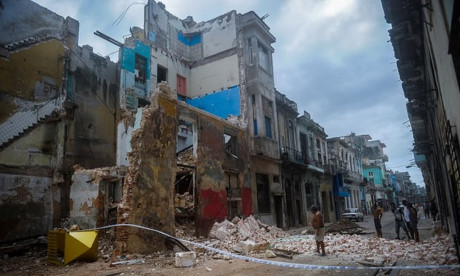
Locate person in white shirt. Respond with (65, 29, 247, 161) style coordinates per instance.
(402, 200, 414, 239)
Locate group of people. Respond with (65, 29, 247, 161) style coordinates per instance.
(390, 200, 420, 241)
(423, 200, 439, 220)
(309, 199, 438, 256)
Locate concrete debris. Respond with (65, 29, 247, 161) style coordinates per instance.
(326, 219, 365, 235)
(206, 216, 288, 255)
(264, 249, 277, 258)
(69, 224, 79, 231)
(174, 251, 196, 267)
(174, 192, 193, 209)
(272, 233, 458, 266)
(110, 258, 145, 266)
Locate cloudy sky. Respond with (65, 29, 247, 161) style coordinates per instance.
(33, 0, 424, 186)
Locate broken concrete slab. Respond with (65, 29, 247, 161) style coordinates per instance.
(174, 251, 196, 267)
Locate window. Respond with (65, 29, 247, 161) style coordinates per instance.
(224, 133, 237, 156)
(177, 74, 186, 96)
(135, 54, 147, 86)
(256, 173, 270, 213)
(258, 43, 269, 71)
(248, 38, 253, 63)
(253, 119, 258, 136)
(265, 116, 272, 138)
(288, 121, 295, 148)
(157, 65, 167, 83)
(368, 171, 374, 184)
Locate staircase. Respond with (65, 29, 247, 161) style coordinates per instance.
(0, 97, 61, 150)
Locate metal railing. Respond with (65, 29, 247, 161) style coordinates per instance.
(280, 147, 307, 165)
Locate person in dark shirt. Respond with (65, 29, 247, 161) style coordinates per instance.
(407, 202, 420, 242)
(371, 203, 383, 238)
(391, 202, 410, 240)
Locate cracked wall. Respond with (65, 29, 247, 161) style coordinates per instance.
(69, 166, 125, 229)
(116, 85, 177, 254)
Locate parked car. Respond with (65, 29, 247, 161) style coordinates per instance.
(342, 208, 364, 221)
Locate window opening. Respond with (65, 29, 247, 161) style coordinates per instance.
(256, 173, 270, 213)
(157, 65, 167, 83)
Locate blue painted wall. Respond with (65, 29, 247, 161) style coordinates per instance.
(178, 32, 201, 46)
(186, 86, 240, 119)
(363, 167, 384, 186)
(120, 40, 151, 77)
(120, 40, 151, 108)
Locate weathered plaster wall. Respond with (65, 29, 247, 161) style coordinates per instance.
(120, 40, 151, 109)
(69, 45, 118, 169)
(250, 158, 279, 226)
(200, 11, 237, 58)
(0, 0, 118, 242)
(117, 85, 177, 253)
(192, 110, 249, 236)
(189, 54, 239, 98)
(150, 47, 191, 96)
(0, 0, 66, 46)
(186, 86, 240, 120)
(0, 122, 61, 167)
(0, 173, 57, 241)
(0, 40, 65, 122)
(116, 108, 142, 166)
(70, 167, 122, 229)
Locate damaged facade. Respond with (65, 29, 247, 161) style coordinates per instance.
(0, 0, 118, 242)
(1, 0, 421, 258)
(381, 0, 460, 257)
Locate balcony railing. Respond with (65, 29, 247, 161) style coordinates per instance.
(280, 147, 307, 166)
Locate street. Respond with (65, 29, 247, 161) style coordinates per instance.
(357, 209, 434, 241)
(2, 210, 458, 276)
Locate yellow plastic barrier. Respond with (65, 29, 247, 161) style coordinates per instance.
(47, 230, 98, 265)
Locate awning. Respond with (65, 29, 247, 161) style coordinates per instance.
(337, 187, 350, 197)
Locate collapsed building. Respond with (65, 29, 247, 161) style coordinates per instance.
(0, 0, 282, 251)
(1, 0, 353, 254)
(0, 0, 118, 242)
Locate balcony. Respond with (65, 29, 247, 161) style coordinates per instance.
(252, 136, 279, 160)
(280, 147, 307, 166)
(342, 170, 363, 184)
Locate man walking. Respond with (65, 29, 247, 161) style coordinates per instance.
(391, 202, 410, 240)
(310, 205, 326, 256)
(402, 200, 414, 239)
(371, 203, 383, 238)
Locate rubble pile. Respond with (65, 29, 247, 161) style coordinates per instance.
(272, 233, 459, 266)
(204, 216, 288, 254)
(175, 220, 196, 240)
(326, 219, 365, 235)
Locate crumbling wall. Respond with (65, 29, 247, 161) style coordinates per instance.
(192, 110, 250, 236)
(68, 44, 119, 169)
(69, 166, 124, 229)
(116, 84, 177, 253)
(0, 171, 58, 241)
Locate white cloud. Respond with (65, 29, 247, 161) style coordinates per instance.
(273, 0, 380, 64)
